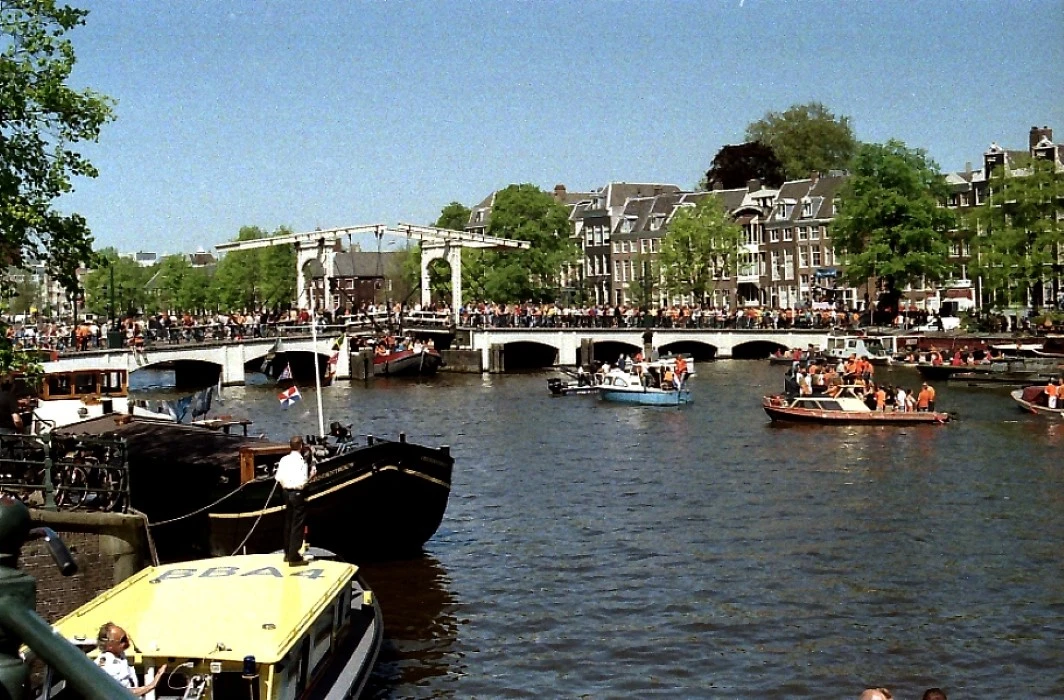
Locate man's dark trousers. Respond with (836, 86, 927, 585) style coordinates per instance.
(283, 488, 307, 562)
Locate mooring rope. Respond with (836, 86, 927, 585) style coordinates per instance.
(230, 478, 280, 556)
(147, 477, 271, 528)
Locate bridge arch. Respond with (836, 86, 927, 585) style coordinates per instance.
(590, 340, 642, 366)
(731, 339, 789, 360)
(657, 340, 718, 362)
(496, 340, 559, 370)
(131, 359, 223, 389)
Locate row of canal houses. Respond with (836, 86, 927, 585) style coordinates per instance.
(465, 125, 1063, 312)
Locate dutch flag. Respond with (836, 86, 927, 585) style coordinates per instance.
(278, 385, 302, 408)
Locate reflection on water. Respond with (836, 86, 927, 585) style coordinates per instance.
(362, 555, 460, 698)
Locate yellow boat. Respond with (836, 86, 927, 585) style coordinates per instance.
(41, 553, 382, 699)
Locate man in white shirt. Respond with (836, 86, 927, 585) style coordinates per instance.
(275, 436, 316, 564)
(96, 622, 166, 696)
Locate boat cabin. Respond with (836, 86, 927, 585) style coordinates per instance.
(826, 336, 890, 362)
(41, 553, 380, 700)
(39, 369, 129, 401)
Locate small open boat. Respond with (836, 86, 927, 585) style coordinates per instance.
(547, 377, 599, 396)
(43, 551, 382, 699)
(373, 346, 443, 376)
(762, 386, 949, 424)
(1011, 385, 1064, 416)
(597, 362, 692, 406)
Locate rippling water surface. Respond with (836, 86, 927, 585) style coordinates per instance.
(146, 362, 1064, 697)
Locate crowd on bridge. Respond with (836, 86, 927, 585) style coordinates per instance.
(457, 302, 904, 331)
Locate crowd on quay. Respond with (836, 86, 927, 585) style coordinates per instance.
(785, 353, 937, 412)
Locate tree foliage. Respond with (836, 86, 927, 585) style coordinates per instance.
(831, 140, 954, 309)
(214, 226, 296, 310)
(475, 184, 576, 302)
(144, 254, 212, 314)
(81, 248, 151, 317)
(435, 201, 470, 231)
(625, 255, 659, 310)
(970, 158, 1064, 309)
(0, 1, 114, 295)
(745, 102, 857, 180)
(704, 142, 785, 190)
(659, 195, 743, 303)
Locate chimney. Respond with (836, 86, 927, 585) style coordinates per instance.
(747, 178, 760, 192)
(553, 184, 567, 202)
(1030, 126, 1053, 151)
(964, 161, 972, 174)
(809, 171, 820, 184)
(712, 181, 724, 191)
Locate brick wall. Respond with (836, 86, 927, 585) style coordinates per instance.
(19, 511, 152, 624)
(22, 531, 116, 624)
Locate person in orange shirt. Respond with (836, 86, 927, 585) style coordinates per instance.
(917, 383, 933, 412)
(875, 385, 887, 411)
(1045, 378, 1059, 409)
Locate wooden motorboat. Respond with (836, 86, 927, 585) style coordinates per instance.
(56, 416, 454, 562)
(373, 346, 443, 376)
(597, 362, 692, 406)
(44, 552, 382, 699)
(1011, 385, 1064, 416)
(917, 359, 1063, 383)
(762, 386, 949, 424)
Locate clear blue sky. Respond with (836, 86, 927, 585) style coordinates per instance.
(60, 0, 1064, 256)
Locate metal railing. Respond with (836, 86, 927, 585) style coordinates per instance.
(0, 434, 129, 513)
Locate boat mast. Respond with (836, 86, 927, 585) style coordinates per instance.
(311, 312, 325, 438)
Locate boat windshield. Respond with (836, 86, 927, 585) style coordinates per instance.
(864, 339, 887, 355)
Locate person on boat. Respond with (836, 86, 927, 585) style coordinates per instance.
(921, 688, 947, 700)
(96, 622, 167, 696)
(895, 386, 908, 412)
(874, 385, 887, 411)
(662, 366, 676, 390)
(859, 688, 893, 700)
(1045, 378, 1059, 410)
(916, 383, 933, 412)
(0, 379, 23, 435)
(674, 355, 688, 386)
(275, 435, 316, 566)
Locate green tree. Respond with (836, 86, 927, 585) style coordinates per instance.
(1, 2, 115, 297)
(214, 226, 296, 310)
(832, 140, 954, 315)
(704, 142, 786, 190)
(659, 195, 743, 303)
(745, 102, 857, 180)
(970, 158, 1064, 310)
(625, 256, 659, 310)
(82, 248, 151, 317)
(435, 202, 470, 231)
(480, 184, 577, 302)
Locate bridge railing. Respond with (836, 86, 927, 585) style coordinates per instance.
(48, 322, 360, 355)
(456, 311, 855, 331)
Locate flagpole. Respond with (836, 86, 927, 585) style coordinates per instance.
(310, 311, 326, 438)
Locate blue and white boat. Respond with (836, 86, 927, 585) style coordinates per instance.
(597, 362, 692, 406)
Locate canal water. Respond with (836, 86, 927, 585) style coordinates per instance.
(136, 362, 1063, 697)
